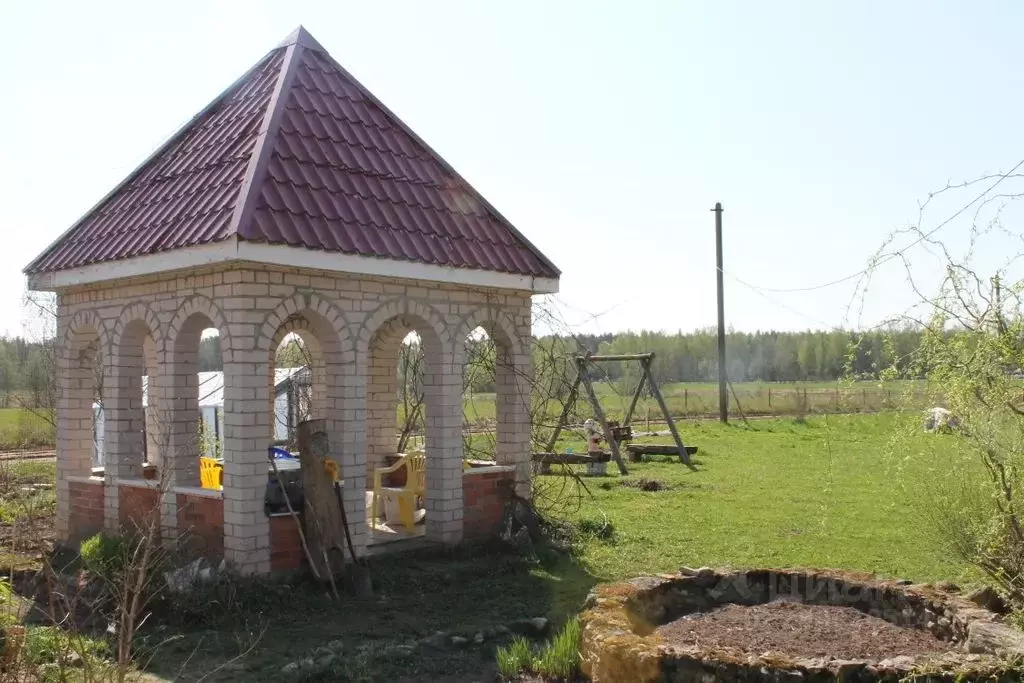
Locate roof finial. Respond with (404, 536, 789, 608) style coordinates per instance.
(276, 25, 326, 52)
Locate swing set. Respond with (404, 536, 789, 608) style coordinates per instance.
(540, 353, 696, 475)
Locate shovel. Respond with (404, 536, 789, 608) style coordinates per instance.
(333, 480, 373, 598)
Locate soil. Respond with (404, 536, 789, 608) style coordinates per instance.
(655, 600, 953, 660)
(0, 508, 55, 569)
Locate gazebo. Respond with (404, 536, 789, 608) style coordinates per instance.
(24, 27, 559, 575)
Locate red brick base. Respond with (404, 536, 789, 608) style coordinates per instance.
(64, 470, 515, 571)
(269, 514, 305, 571)
(176, 493, 224, 561)
(68, 480, 104, 544)
(119, 485, 160, 537)
(463, 470, 514, 540)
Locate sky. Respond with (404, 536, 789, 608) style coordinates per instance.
(2, 1, 1023, 338)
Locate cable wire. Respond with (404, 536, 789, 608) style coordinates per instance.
(727, 158, 1024, 293)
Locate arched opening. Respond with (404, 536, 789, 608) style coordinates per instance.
(267, 311, 341, 451)
(365, 315, 447, 544)
(461, 319, 520, 469)
(64, 327, 103, 474)
(264, 311, 345, 572)
(462, 326, 498, 461)
(168, 314, 223, 487)
(396, 331, 424, 455)
(195, 327, 224, 464)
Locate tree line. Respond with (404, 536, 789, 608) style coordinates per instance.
(556, 327, 924, 385)
(0, 336, 54, 408)
(0, 326, 927, 407)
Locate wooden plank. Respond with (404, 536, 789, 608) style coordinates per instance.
(574, 353, 654, 362)
(625, 444, 699, 456)
(643, 362, 691, 465)
(625, 443, 699, 462)
(579, 359, 629, 475)
(531, 452, 612, 464)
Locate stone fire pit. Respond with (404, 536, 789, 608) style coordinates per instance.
(579, 568, 1024, 682)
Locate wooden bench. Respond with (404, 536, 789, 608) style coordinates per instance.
(625, 444, 699, 463)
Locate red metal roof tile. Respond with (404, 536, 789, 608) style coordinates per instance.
(25, 27, 559, 281)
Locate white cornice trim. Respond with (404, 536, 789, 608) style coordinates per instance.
(26, 241, 560, 294)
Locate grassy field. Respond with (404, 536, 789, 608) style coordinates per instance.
(0, 379, 928, 452)
(462, 379, 930, 429)
(0, 407, 54, 451)
(2, 412, 979, 680)
(546, 413, 968, 583)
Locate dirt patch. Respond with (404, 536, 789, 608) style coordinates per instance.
(600, 477, 692, 492)
(0, 461, 57, 571)
(0, 513, 54, 563)
(655, 600, 952, 660)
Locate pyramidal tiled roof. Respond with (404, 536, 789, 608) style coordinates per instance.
(25, 27, 559, 281)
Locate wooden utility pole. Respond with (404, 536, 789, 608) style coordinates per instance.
(713, 202, 728, 423)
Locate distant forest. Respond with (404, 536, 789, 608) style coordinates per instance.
(0, 327, 924, 407)
(567, 327, 924, 384)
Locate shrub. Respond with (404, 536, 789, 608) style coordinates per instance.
(23, 625, 108, 666)
(575, 517, 615, 542)
(495, 617, 582, 681)
(0, 577, 18, 627)
(80, 532, 125, 579)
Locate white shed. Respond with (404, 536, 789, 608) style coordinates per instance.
(92, 367, 308, 467)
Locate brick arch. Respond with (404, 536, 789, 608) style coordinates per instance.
(256, 291, 352, 357)
(357, 297, 451, 354)
(453, 305, 522, 362)
(167, 295, 232, 362)
(62, 309, 111, 361)
(111, 302, 164, 358)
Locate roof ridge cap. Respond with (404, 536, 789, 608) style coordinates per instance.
(276, 26, 327, 53)
(227, 39, 306, 241)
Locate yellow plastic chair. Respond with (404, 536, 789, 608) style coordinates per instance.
(199, 457, 223, 490)
(372, 453, 426, 533)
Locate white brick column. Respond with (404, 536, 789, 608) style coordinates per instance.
(424, 346, 463, 544)
(495, 311, 534, 497)
(338, 358, 367, 555)
(222, 350, 272, 574)
(365, 332, 400, 479)
(158, 353, 199, 541)
(160, 309, 210, 542)
(56, 318, 99, 541)
(103, 353, 146, 531)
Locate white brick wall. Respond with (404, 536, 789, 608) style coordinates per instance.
(54, 263, 534, 574)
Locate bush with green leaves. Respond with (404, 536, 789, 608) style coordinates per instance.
(869, 188, 1024, 607)
(0, 577, 18, 627)
(80, 532, 126, 579)
(23, 625, 108, 667)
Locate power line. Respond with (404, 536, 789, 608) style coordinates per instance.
(727, 158, 1024, 294)
(722, 271, 834, 328)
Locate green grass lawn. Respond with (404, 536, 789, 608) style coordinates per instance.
(554, 413, 969, 584)
(0, 408, 54, 450)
